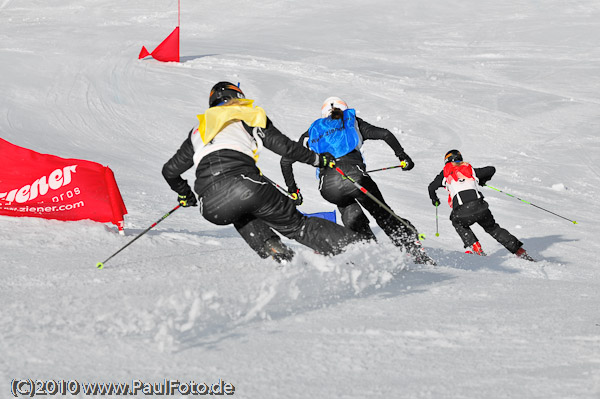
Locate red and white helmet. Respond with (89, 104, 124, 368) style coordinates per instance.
(321, 96, 348, 118)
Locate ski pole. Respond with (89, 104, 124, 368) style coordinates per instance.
(260, 173, 295, 199)
(333, 166, 425, 240)
(435, 204, 439, 237)
(484, 184, 577, 224)
(96, 204, 181, 269)
(366, 162, 407, 174)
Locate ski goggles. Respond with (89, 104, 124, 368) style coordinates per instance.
(444, 152, 463, 164)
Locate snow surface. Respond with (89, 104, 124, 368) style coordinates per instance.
(1, 0, 600, 397)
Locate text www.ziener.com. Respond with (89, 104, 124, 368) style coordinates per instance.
(1, 200, 85, 214)
(10, 378, 235, 397)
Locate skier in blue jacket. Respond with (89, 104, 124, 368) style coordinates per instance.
(281, 97, 434, 265)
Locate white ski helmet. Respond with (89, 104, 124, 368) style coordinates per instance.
(321, 96, 348, 118)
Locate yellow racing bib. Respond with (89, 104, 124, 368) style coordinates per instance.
(197, 99, 267, 144)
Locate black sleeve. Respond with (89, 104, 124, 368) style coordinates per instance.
(280, 131, 309, 190)
(474, 166, 496, 186)
(428, 171, 444, 202)
(356, 117, 405, 157)
(161, 129, 196, 196)
(257, 118, 316, 165)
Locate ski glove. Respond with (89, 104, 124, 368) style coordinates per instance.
(431, 198, 440, 207)
(397, 152, 415, 171)
(178, 193, 198, 207)
(288, 185, 303, 206)
(314, 152, 336, 169)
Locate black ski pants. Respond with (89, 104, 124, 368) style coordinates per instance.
(199, 172, 362, 256)
(450, 199, 522, 253)
(319, 165, 418, 250)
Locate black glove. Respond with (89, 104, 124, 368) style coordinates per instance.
(178, 192, 198, 207)
(431, 198, 440, 207)
(314, 152, 336, 168)
(288, 185, 303, 206)
(398, 152, 414, 171)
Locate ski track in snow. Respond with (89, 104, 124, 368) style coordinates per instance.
(0, 222, 418, 373)
(0, 215, 579, 355)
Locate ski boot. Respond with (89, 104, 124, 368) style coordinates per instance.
(515, 247, 535, 262)
(414, 251, 437, 266)
(409, 241, 437, 266)
(264, 237, 295, 264)
(465, 241, 486, 256)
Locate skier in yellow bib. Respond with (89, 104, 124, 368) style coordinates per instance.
(162, 82, 363, 262)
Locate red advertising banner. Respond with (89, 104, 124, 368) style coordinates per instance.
(0, 138, 127, 230)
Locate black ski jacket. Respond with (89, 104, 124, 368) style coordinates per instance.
(163, 117, 319, 196)
(280, 117, 406, 190)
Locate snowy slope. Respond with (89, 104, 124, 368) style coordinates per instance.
(1, 0, 599, 397)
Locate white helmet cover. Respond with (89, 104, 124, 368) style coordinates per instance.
(321, 96, 348, 118)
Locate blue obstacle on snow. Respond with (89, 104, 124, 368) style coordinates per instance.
(300, 210, 336, 223)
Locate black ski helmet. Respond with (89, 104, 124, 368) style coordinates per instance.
(444, 149, 463, 164)
(209, 81, 245, 107)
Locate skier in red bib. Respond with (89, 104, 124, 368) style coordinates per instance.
(428, 149, 534, 261)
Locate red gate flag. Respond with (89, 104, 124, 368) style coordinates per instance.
(139, 26, 180, 62)
(0, 138, 127, 230)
